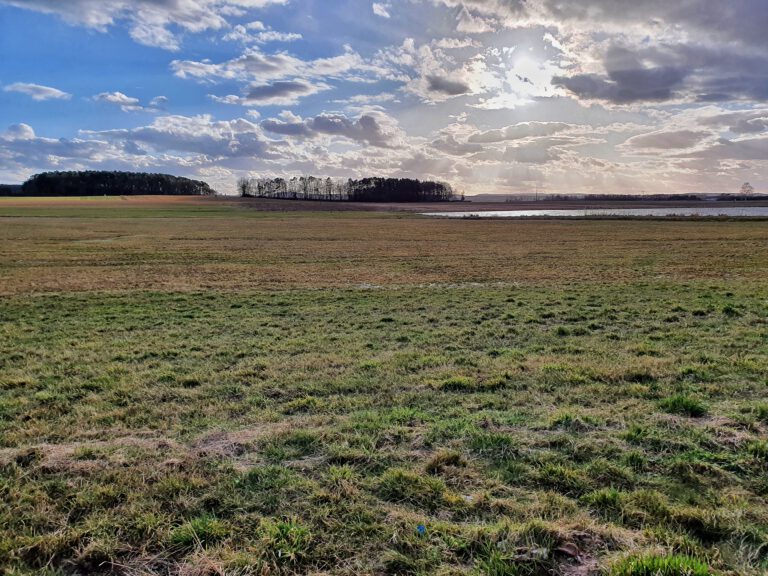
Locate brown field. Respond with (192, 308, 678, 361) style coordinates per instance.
(3, 194, 767, 213)
(1, 201, 767, 295)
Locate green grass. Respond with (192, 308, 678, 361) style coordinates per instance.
(659, 394, 709, 417)
(610, 553, 711, 575)
(0, 211, 767, 574)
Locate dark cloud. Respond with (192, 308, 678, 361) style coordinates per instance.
(245, 81, 320, 104)
(699, 110, 768, 134)
(539, 0, 768, 48)
(261, 113, 402, 148)
(430, 133, 484, 155)
(260, 118, 314, 136)
(554, 45, 687, 103)
(554, 43, 768, 104)
(426, 75, 472, 96)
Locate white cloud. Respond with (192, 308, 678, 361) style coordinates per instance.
(0, 0, 291, 50)
(149, 95, 168, 108)
(172, 45, 389, 85)
(372, 3, 390, 18)
(94, 91, 140, 109)
(94, 91, 166, 113)
(222, 22, 301, 44)
(3, 82, 71, 101)
(82, 114, 277, 159)
(3, 123, 36, 140)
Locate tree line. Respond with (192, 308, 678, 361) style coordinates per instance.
(238, 176, 458, 202)
(16, 171, 216, 196)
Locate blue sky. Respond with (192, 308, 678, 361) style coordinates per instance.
(1, 0, 766, 195)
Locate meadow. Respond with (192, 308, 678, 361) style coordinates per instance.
(1, 197, 767, 575)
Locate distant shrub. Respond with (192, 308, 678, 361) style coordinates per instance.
(721, 304, 740, 317)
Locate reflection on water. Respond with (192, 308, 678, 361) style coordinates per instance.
(423, 207, 768, 218)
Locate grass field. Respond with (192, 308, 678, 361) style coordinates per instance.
(1, 198, 767, 575)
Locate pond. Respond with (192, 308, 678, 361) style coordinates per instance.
(422, 207, 768, 218)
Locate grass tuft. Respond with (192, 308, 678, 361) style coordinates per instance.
(610, 553, 710, 575)
(170, 516, 229, 549)
(659, 394, 708, 417)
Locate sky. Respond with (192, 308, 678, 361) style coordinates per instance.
(0, 1, 766, 195)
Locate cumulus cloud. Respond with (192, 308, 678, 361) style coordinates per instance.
(374, 38, 497, 102)
(3, 123, 37, 140)
(430, 1, 768, 106)
(0, 123, 123, 170)
(0, 0, 290, 50)
(3, 82, 71, 101)
(171, 45, 388, 85)
(94, 91, 141, 110)
(83, 114, 276, 159)
(149, 96, 168, 108)
(94, 91, 167, 112)
(261, 111, 405, 148)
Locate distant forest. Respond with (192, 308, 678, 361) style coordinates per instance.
(238, 176, 458, 202)
(12, 171, 216, 196)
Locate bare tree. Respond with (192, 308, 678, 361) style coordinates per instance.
(236, 176, 455, 202)
(741, 182, 754, 197)
(237, 177, 251, 197)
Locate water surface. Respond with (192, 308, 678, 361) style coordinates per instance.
(423, 207, 768, 218)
